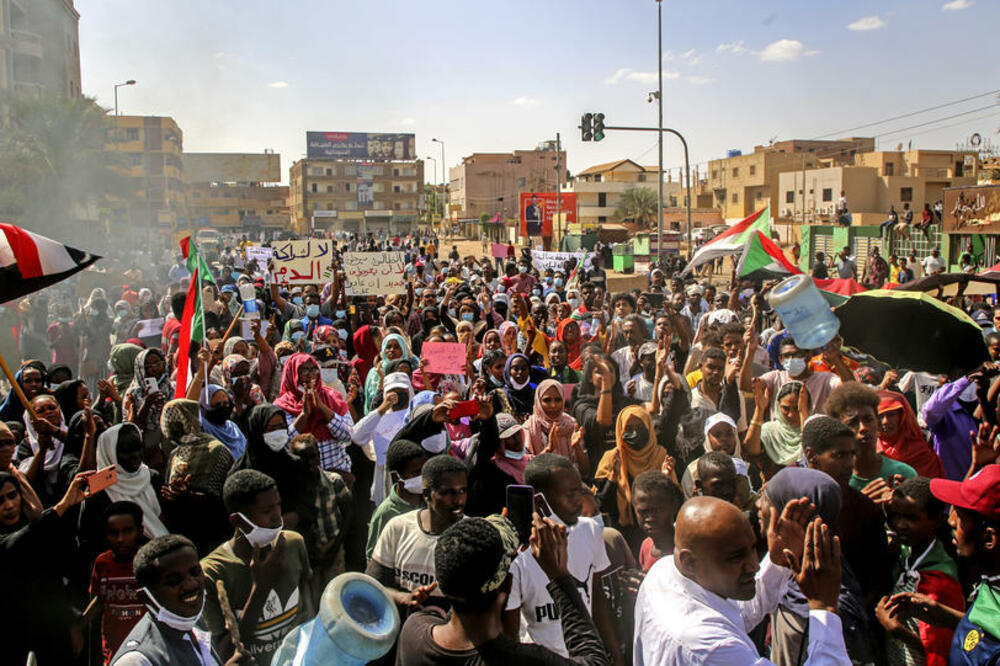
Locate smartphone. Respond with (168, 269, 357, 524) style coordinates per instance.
(448, 400, 480, 420)
(534, 492, 554, 519)
(144, 378, 159, 394)
(506, 485, 535, 545)
(82, 465, 118, 497)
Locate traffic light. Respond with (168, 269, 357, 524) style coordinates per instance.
(594, 113, 605, 141)
(581, 113, 593, 141)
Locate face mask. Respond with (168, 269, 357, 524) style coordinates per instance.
(554, 278, 564, 288)
(504, 448, 525, 460)
(489, 375, 504, 388)
(89, 307, 99, 316)
(401, 475, 424, 494)
(319, 368, 338, 385)
(518, 266, 527, 274)
(140, 586, 205, 633)
(262, 430, 287, 451)
(206, 404, 232, 425)
(497, 285, 506, 293)
(338, 348, 348, 359)
(292, 296, 304, 306)
(622, 426, 649, 450)
(291, 331, 305, 342)
(447, 308, 457, 318)
(461, 312, 475, 322)
(306, 304, 320, 319)
(237, 512, 283, 548)
(335, 310, 347, 319)
(545, 278, 553, 285)
(278, 355, 291, 367)
(568, 298, 580, 309)
(337, 328, 348, 340)
(509, 377, 530, 390)
(783, 357, 807, 377)
(421, 432, 448, 454)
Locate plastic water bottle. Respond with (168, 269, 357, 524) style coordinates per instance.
(239, 283, 259, 320)
(766, 274, 841, 350)
(270, 573, 399, 665)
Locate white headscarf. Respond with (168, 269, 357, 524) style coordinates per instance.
(96, 423, 168, 538)
(20, 402, 66, 484)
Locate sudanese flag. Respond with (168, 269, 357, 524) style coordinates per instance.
(0, 223, 100, 303)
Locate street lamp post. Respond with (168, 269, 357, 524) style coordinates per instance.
(114, 79, 136, 116)
(425, 156, 437, 227)
(432, 138, 446, 230)
(656, 0, 665, 268)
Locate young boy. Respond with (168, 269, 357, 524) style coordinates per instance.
(86, 501, 145, 665)
(877, 477, 964, 666)
(631, 470, 684, 572)
(366, 439, 427, 560)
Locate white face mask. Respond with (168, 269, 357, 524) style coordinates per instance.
(509, 377, 530, 390)
(503, 448, 525, 460)
(421, 432, 448, 454)
(236, 512, 283, 548)
(401, 475, 424, 494)
(262, 430, 287, 452)
(141, 586, 205, 632)
(783, 357, 807, 377)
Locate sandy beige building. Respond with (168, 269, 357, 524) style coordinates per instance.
(185, 153, 289, 233)
(561, 159, 682, 229)
(0, 0, 81, 102)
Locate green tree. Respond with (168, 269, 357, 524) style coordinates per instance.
(0, 93, 127, 244)
(614, 186, 658, 229)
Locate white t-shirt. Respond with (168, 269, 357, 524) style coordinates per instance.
(505, 515, 610, 656)
(923, 255, 945, 275)
(371, 510, 444, 596)
(898, 371, 940, 427)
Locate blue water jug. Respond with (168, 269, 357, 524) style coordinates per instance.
(271, 572, 399, 665)
(766, 274, 841, 350)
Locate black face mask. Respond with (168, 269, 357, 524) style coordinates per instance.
(622, 426, 649, 450)
(206, 404, 233, 425)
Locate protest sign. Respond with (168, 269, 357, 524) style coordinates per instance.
(243, 245, 273, 275)
(421, 341, 467, 375)
(491, 243, 513, 259)
(136, 317, 164, 348)
(240, 318, 270, 341)
(270, 240, 333, 284)
(343, 251, 406, 295)
(530, 250, 584, 274)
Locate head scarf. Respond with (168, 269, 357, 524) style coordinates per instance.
(876, 390, 945, 478)
(761, 381, 804, 466)
(126, 348, 171, 431)
(222, 336, 247, 358)
(273, 353, 349, 441)
(379, 333, 416, 372)
(159, 398, 208, 443)
(595, 405, 667, 527)
(52, 379, 86, 423)
(0, 360, 46, 422)
(493, 421, 531, 484)
(556, 318, 583, 370)
(498, 321, 519, 352)
(351, 325, 379, 379)
(96, 423, 168, 538)
(20, 396, 66, 483)
(503, 353, 536, 417)
(242, 403, 314, 510)
(64, 410, 92, 458)
(525, 379, 576, 457)
(702, 412, 743, 458)
(199, 384, 247, 461)
(109, 343, 142, 395)
(764, 467, 842, 527)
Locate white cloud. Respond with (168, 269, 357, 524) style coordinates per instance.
(664, 49, 703, 65)
(398, 117, 416, 125)
(625, 71, 660, 84)
(267, 81, 288, 89)
(511, 96, 539, 106)
(604, 68, 677, 85)
(604, 67, 631, 85)
(759, 39, 816, 62)
(717, 41, 748, 54)
(847, 15, 886, 30)
(687, 76, 713, 86)
(942, 0, 974, 10)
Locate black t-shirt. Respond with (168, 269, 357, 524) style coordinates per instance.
(811, 261, 829, 279)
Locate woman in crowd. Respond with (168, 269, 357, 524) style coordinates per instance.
(876, 389, 945, 478)
(744, 379, 807, 476)
(573, 353, 640, 475)
(523, 378, 587, 473)
(493, 352, 540, 422)
(105, 342, 142, 422)
(17, 393, 81, 506)
(0, 360, 47, 422)
(680, 412, 755, 508)
(123, 347, 172, 457)
(199, 384, 248, 463)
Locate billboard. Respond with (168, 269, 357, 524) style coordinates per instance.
(184, 153, 281, 183)
(307, 132, 416, 160)
(943, 185, 1000, 234)
(519, 192, 577, 237)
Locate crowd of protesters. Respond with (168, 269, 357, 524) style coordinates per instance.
(1, 229, 999, 666)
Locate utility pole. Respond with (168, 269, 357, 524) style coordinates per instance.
(556, 132, 562, 248)
(656, 0, 665, 267)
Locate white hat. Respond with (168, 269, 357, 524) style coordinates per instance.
(383, 372, 412, 394)
(707, 309, 739, 326)
(686, 284, 703, 296)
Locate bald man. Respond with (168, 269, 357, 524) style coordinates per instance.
(633, 496, 849, 665)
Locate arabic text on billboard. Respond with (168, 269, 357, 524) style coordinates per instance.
(307, 132, 416, 160)
(943, 185, 1000, 234)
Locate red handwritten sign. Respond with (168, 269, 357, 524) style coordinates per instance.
(421, 342, 468, 375)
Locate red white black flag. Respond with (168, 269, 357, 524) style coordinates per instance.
(0, 223, 100, 302)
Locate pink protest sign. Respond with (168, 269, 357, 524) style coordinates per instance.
(422, 342, 467, 375)
(491, 243, 513, 259)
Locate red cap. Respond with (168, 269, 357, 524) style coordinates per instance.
(930, 465, 1000, 520)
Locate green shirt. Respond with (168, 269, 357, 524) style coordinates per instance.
(849, 455, 916, 491)
(366, 485, 420, 560)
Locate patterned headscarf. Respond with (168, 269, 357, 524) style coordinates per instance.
(159, 398, 210, 446)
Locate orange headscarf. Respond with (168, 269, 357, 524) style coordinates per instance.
(594, 405, 666, 526)
(556, 318, 583, 370)
(876, 390, 944, 478)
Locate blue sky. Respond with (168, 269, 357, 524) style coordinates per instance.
(78, 0, 998, 185)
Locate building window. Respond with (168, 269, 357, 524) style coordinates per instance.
(598, 216, 607, 223)
(885, 163, 894, 176)
(749, 165, 756, 176)
(393, 185, 402, 193)
(345, 183, 352, 192)
(732, 167, 739, 177)
(343, 165, 357, 176)
(310, 183, 317, 193)
(326, 186, 333, 193)
(598, 192, 607, 207)
(822, 188, 833, 202)
(327, 203, 334, 210)
(731, 193, 739, 203)
(900, 187, 913, 202)
(518, 177, 526, 188)
(711, 170, 718, 180)
(638, 175, 646, 182)
(393, 168, 400, 177)
(125, 128, 139, 141)
(325, 168, 333, 176)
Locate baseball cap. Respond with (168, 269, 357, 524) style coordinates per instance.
(638, 341, 658, 359)
(496, 413, 524, 439)
(930, 464, 1000, 520)
(686, 284, 703, 296)
(383, 372, 412, 394)
(973, 310, 992, 328)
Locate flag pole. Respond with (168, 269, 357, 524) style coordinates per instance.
(0, 352, 37, 419)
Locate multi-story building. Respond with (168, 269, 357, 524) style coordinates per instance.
(105, 115, 187, 234)
(561, 159, 682, 229)
(448, 142, 566, 226)
(698, 137, 876, 220)
(289, 158, 423, 235)
(185, 152, 290, 234)
(777, 148, 980, 226)
(0, 0, 81, 102)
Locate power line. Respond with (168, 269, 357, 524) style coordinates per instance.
(810, 89, 1000, 139)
